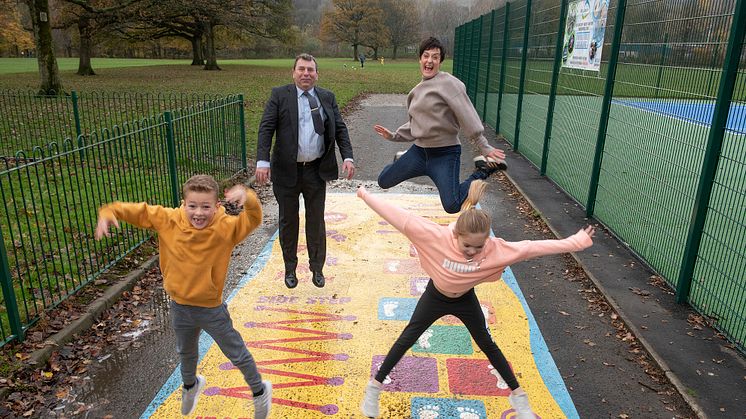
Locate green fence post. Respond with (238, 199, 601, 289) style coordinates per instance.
(238, 95, 248, 172)
(586, 0, 628, 217)
(0, 229, 24, 343)
(71, 90, 82, 138)
(512, 0, 533, 151)
(475, 15, 483, 106)
(164, 111, 180, 208)
(456, 26, 463, 78)
(676, 0, 746, 303)
(482, 10, 497, 120)
(654, 33, 668, 99)
(540, 0, 569, 175)
(453, 27, 459, 78)
(496, 2, 511, 132)
(461, 21, 474, 99)
(71, 90, 87, 162)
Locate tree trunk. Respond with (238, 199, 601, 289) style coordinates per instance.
(353, 44, 359, 60)
(26, 0, 63, 94)
(392, 45, 398, 60)
(372, 47, 379, 60)
(76, 15, 96, 76)
(202, 20, 220, 71)
(190, 33, 204, 66)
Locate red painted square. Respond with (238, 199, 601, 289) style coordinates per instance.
(446, 358, 512, 396)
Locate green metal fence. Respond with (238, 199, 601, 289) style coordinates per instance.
(455, 0, 746, 354)
(0, 90, 226, 156)
(0, 94, 247, 346)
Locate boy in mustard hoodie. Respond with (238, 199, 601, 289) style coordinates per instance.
(95, 174, 272, 418)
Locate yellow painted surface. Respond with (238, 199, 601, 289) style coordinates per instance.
(147, 193, 569, 418)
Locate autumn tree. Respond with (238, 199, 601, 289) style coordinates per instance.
(320, 0, 388, 60)
(54, 0, 144, 75)
(22, 0, 64, 94)
(115, 2, 207, 66)
(123, 0, 294, 70)
(419, 0, 469, 53)
(380, 0, 419, 59)
(0, 1, 34, 56)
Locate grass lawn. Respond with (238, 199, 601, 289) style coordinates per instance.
(0, 57, 193, 74)
(0, 57, 435, 155)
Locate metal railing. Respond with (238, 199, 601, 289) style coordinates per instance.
(0, 90, 226, 156)
(0, 94, 247, 346)
(454, 0, 746, 354)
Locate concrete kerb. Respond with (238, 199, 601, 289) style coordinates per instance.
(500, 170, 709, 419)
(0, 255, 160, 401)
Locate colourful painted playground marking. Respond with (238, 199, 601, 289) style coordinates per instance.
(141, 193, 578, 418)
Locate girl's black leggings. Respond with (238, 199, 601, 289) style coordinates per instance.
(375, 279, 519, 390)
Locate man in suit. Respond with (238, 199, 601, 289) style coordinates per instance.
(256, 53, 355, 289)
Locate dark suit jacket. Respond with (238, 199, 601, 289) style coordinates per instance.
(256, 84, 354, 187)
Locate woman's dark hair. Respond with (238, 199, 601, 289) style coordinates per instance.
(419, 37, 445, 62)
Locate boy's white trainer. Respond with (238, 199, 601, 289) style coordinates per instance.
(181, 375, 206, 416)
(253, 380, 272, 419)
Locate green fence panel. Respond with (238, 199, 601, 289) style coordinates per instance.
(454, 26, 462, 79)
(516, 0, 562, 168)
(0, 95, 246, 346)
(0, 123, 165, 339)
(463, 21, 473, 100)
(593, 0, 737, 289)
(543, 0, 612, 204)
(0, 91, 227, 157)
(453, 0, 746, 356)
(485, 6, 508, 129)
(476, 13, 492, 120)
(687, 1, 746, 353)
(0, 91, 75, 156)
(468, 20, 481, 101)
(500, 0, 528, 147)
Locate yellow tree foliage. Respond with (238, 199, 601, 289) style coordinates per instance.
(0, 3, 34, 52)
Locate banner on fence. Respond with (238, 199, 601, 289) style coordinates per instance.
(562, 0, 608, 71)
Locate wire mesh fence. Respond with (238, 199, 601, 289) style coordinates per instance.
(0, 90, 226, 157)
(454, 0, 745, 353)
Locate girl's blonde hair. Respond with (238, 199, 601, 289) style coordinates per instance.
(455, 180, 491, 235)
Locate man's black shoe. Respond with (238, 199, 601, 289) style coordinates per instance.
(284, 271, 298, 288)
(311, 271, 325, 288)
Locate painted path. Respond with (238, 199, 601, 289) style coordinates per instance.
(141, 193, 578, 419)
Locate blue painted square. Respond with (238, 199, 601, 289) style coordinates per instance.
(411, 397, 487, 419)
(378, 298, 418, 321)
(412, 325, 473, 355)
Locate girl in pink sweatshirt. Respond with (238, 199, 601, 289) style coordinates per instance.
(357, 182, 595, 419)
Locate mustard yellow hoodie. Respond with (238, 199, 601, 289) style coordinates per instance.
(98, 189, 262, 307)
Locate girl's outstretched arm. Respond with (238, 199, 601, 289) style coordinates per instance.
(357, 186, 416, 233)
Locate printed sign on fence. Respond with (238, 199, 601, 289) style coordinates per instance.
(562, 0, 608, 71)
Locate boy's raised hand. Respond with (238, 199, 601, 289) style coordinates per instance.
(95, 217, 120, 240)
(224, 184, 248, 206)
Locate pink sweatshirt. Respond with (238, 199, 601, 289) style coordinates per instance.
(359, 189, 593, 295)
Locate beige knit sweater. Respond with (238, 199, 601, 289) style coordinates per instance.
(391, 71, 495, 155)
